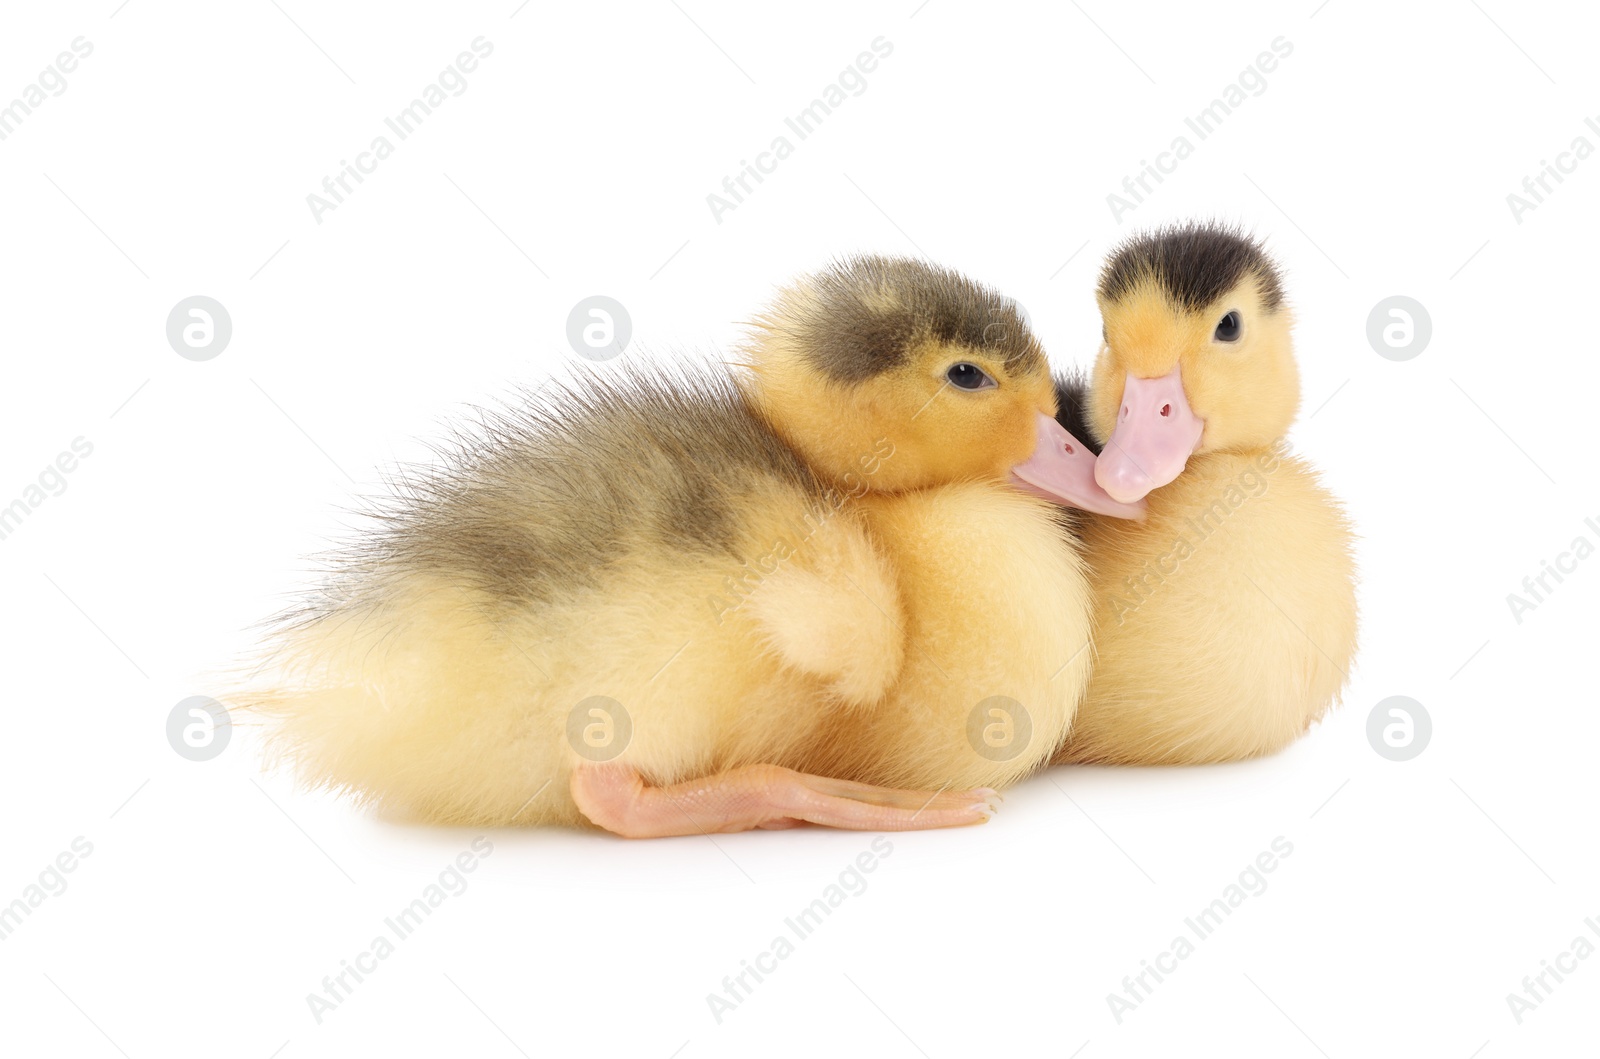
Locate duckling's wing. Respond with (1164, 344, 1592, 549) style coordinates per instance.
(740, 510, 905, 707)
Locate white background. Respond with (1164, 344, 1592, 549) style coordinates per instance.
(1, 1, 1596, 1056)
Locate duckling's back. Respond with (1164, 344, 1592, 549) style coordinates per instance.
(319, 368, 819, 614)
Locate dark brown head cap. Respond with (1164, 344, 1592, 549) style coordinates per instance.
(1098, 223, 1285, 313)
(764, 255, 1044, 383)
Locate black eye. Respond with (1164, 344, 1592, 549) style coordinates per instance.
(946, 363, 995, 390)
(1214, 311, 1242, 342)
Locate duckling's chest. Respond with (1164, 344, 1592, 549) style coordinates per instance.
(858, 483, 1092, 675)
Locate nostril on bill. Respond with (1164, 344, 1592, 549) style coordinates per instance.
(1160, 403, 1171, 418)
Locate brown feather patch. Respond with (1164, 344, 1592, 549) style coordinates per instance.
(765, 255, 1044, 383)
(1098, 222, 1284, 314)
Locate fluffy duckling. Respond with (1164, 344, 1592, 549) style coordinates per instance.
(1053, 224, 1358, 765)
(740, 260, 1139, 795)
(240, 256, 1132, 836)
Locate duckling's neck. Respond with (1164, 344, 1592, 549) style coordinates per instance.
(741, 375, 882, 490)
(1155, 440, 1296, 504)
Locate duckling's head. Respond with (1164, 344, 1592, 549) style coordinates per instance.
(745, 256, 1141, 517)
(1087, 223, 1299, 504)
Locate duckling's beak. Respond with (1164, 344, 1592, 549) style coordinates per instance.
(1095, 366, 1204, 504)
(1011, 413, 1146, 519)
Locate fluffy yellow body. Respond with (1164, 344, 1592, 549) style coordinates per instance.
(1059, 449, 1356, 764)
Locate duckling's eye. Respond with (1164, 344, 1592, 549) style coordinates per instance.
(1213, 311, 1242, 342)
(946, 363, 996, 391)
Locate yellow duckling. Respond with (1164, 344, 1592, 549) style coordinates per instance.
(239, 256, 1134, 836)
(1053, 224, 1358, 765)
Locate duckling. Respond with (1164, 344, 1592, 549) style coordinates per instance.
(1052, 224, 1358, 765)
(238, 256, 1134, 836)
(740, 259, 1140, 796)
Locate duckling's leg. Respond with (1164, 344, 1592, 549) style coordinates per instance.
(570, 762, 996, 837)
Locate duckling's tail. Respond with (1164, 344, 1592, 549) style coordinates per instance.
(227, 576, 573, 827)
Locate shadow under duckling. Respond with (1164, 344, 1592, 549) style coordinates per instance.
(1052, 224, 1358, 765)
(237, 256, 1135, 836)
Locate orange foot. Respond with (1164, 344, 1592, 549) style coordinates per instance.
(571, 762, 998, 838)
